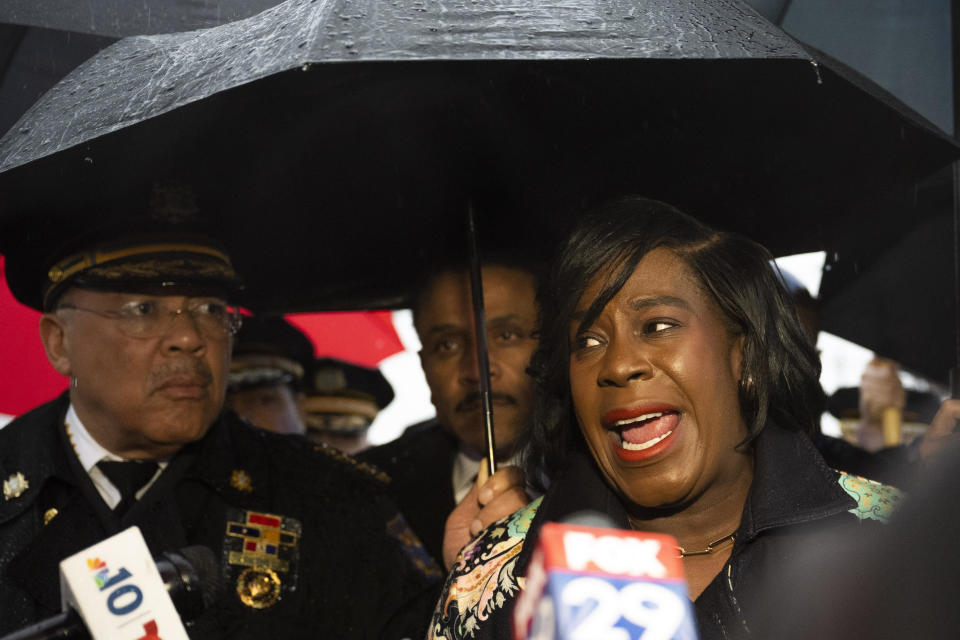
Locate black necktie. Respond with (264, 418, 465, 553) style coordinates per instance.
(97, 460, 159, 516)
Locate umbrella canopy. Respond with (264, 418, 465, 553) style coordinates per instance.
(0, 0, 282, 39)
(0, 0, 795, 136)
(818, 176, 955, 386)
(0, 0, 956, 312)
(0, 1, 290, 139)
(0, 25, 115, 138)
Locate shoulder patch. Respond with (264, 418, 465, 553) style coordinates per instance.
(313, 443, 391, 485)
(386, 512, 444, 582)
(839, 473, 904, 523)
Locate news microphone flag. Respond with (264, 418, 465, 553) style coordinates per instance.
(513, 522, 699, 640)
(59, 527, 190, 640)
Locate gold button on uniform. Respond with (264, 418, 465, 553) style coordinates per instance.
(236, 567, 281, 609)
(3, 472, 28, 500)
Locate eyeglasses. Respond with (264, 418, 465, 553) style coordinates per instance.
(57, 298, 243, 338)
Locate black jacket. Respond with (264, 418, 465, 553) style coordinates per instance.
(0, 394, 441, 638)
(359, 420, 458, 568)
(812, 431, 914, 488)
(428, 423, 901, 640)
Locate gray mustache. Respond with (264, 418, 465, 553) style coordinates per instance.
(152, 363, 214, 387)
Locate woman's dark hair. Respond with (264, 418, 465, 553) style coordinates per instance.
(521, 196, 823, 488)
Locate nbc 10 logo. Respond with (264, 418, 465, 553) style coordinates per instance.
(87, 557, 145, 615)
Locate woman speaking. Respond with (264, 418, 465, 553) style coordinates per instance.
(429, 197, 900, 639)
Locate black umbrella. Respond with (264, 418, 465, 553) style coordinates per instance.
(0, 1, 292, 139)
(0, 0, 956, 314)
(817, 158, 955, 388)
(0, 0, 283, 38)
(0, 25, 115, 138)
(0, 0, 793, 136)
(815, 4, 959, 392)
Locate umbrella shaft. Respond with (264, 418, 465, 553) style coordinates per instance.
(467, 205, 497, 476)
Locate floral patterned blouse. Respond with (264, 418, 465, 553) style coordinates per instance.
(428, 470, 902, 640)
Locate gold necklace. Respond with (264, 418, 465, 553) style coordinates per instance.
(676, 531, 736, 558)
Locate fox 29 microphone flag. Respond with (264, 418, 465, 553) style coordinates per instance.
(513, 522, 699, 640)
(59, 527, 190, 640)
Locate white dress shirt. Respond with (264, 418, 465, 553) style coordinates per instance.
(64, 404, 165, 509)
(451, 450, 521, 504)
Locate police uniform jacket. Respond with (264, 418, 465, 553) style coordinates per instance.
(359, 420, 458, 568)
(0, 394, 440, 638)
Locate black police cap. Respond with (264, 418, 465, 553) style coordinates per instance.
(229, 317, 316, 391)
(2, 181, 242, 310)
(305, 358, 394, 412)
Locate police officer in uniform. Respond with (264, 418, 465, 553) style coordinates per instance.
(0, 227, 440, 638)
(303, 357, 394, 454)
(227, 315, 313, 436)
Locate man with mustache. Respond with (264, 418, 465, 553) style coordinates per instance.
(0, 224, 440, 637)
(360, 258, 539, 568)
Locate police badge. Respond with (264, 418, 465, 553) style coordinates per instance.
(223, 509, 302, 609)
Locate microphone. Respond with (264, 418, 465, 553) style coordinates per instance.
(1, 536, 220, 640)
(513, 512, 698, 640)
(154, 546, 221, 624)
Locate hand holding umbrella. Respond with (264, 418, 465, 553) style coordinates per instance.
(442, 458, 529, 570)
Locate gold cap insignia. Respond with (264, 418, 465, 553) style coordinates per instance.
(3, 472, 29, 500)
(230, 469, 253, 493)
(236, 567, 281, 609)
(48, 266, 65, 283)
(149, 180, 200, 224)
